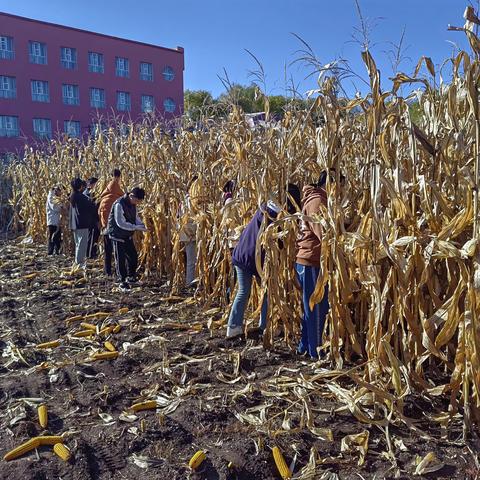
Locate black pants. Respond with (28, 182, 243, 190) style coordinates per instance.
(87, 225, 100, 259)
(47, 225, 62, 255)
(104, 235, 113, 276)
(112, 238, 138, 282)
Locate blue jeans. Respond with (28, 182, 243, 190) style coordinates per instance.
(295, 263, 329, 358)
(227, 266, 268, 330)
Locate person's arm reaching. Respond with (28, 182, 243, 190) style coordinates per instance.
(113, 203, 137, 231)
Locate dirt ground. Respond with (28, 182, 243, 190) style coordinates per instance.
(0, 239, 478, 480)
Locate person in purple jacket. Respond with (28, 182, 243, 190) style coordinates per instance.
(226, 183, 301, 338)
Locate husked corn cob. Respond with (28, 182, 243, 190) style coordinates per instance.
(188, 450, 206, 470)
(38, 404, 48, 428)
(36, 435, 64, 446)
(53, 443, 71, 462)
(113, 325, 121, 334)
(72, 330, 94, 338)
(272, 447, 291, 479)
(60, 280, 74, 287)
(65, 315, 83, 323)
(80, 322, 97, 331)
(23, 273, 38, 280)
(36, 340, 61, 349)
(99, 326, 114, 336)
(104, 341, 116, 352)
(3, 438, 40, 461)
(129, 400, 158, 412)
(91, 351, 119, 360)
(117, 307, 129, 314)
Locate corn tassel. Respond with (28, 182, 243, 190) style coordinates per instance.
(36, 340, 61, 349)
(3, 438, 40, 461)
(53, 443, 71, 462)
(188, 450, 206, 470)
(91, 351, 119, 360)
(129, 400, 158, 412)
(272, 447, 291, 479)
(104, 341, 116, 352)
(38, 404, 48, 428)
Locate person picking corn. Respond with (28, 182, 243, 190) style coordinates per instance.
(46, 185, 63, 255)
(295, 170, 343, 359)
(226, 183, 301, 339)
(107, 187, 147, 292)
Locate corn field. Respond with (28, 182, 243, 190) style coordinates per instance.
(5, 20, 480, 447)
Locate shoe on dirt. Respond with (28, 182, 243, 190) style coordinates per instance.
(119, 282, 131, 292)
(127, 276, 139, 284)
(226, 325, 243, 338)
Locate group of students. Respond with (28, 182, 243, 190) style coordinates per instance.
(46, 168, 338, 360)
(45, 169, 147, 291)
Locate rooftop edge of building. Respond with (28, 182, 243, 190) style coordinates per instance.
(0, 11, 184, 55)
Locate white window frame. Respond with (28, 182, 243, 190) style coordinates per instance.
(162, 66, 175, 81)
(115, 57, 130, 78)
(117, 91, 131, 111)
(0, 76, 16, 99)
(88, 52, 104, 73)
(0, 115, 19, 137)
(63, 84, 79, 106)
(29, 41, 47, 64)
(61, 47, 77, 69)
(33, 118, 52, 139)
(0, 36, 14, 60)
(90, 87, 106, 108)
(31, 80, 50, 102)
(140, 62, 153, 81)
(141, 95, 155, 113)
(64, 120, 81, 137)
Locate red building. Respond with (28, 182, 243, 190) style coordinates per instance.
(0, 11, 184, 154)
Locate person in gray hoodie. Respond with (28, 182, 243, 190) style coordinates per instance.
(46, 186, 63, 255)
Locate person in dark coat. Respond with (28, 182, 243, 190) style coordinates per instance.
(107, 187, 147, 291)
(69, 178, 97, 268)
(84, 177, 100, 259)
(226, 183, 301, 338)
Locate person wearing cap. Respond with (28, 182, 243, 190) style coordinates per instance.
(226, 183, 301, 339)
(107, 187, 147, 291)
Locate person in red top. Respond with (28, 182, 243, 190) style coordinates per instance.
(295, 170, 342, 359)
(98, 169, 124, 276)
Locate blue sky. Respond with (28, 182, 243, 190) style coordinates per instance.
(1, 0, 472, 98)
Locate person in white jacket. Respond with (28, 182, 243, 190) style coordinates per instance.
(46, 186, 63, 255)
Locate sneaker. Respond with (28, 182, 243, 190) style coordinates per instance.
(126, 276, 139, 284)
(226, 325, 243, 338)
(119, 282, 131, 292)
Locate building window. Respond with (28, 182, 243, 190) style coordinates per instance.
(115, 57, 129, 77)
(162, 66, 175, 81)
(0, 36, 14, 60)
(33, 118, 52, 139)
(88, 52, 104, 73)
(163, 97, 176, 113)
(90, 88, 106, 108)
(0, 115, 19, 137)
(0, 76, 16, 99)
(29, 41, 47, 64)
(64, 120, 81, 137)
(61, 47, 77, 69)
(90, 122, 107, 137)
(141, 95, 155, 113)
(140, 62, 153, 81)
(62, 84, 80, 105)
(116, 91, 131, 111)
(31, 80, 50, 102)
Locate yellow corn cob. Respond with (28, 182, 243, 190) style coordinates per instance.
(36, 435, 64, 446)
(80, 322, 97, 331)
(23, 273, 38, 280)
(99, 326, 114, 336)
(272, 447, 291, 480)
(3, 438, 40, 461)
(53, 443, 71, 462)
(75, 278, 87, 285)
(60, 280, 74, 287)
(65, 315, 84, 323)
(117, 307, 129, 314)
(129, 400, 158, 412)
(113, 325, 121, 334)
(72, 330, 94, 338)
(38, 404, 48, 428)
(36, 340, 61, 349)
(91, 351, 119, 361)
(188, 450, 206, 470)
(84, 312, 111, 320)
(104, 341, 116, 352)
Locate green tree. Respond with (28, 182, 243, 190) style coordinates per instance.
(184, 90, 215, 119)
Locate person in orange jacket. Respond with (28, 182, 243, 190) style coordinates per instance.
(98, 168, 124, 276)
